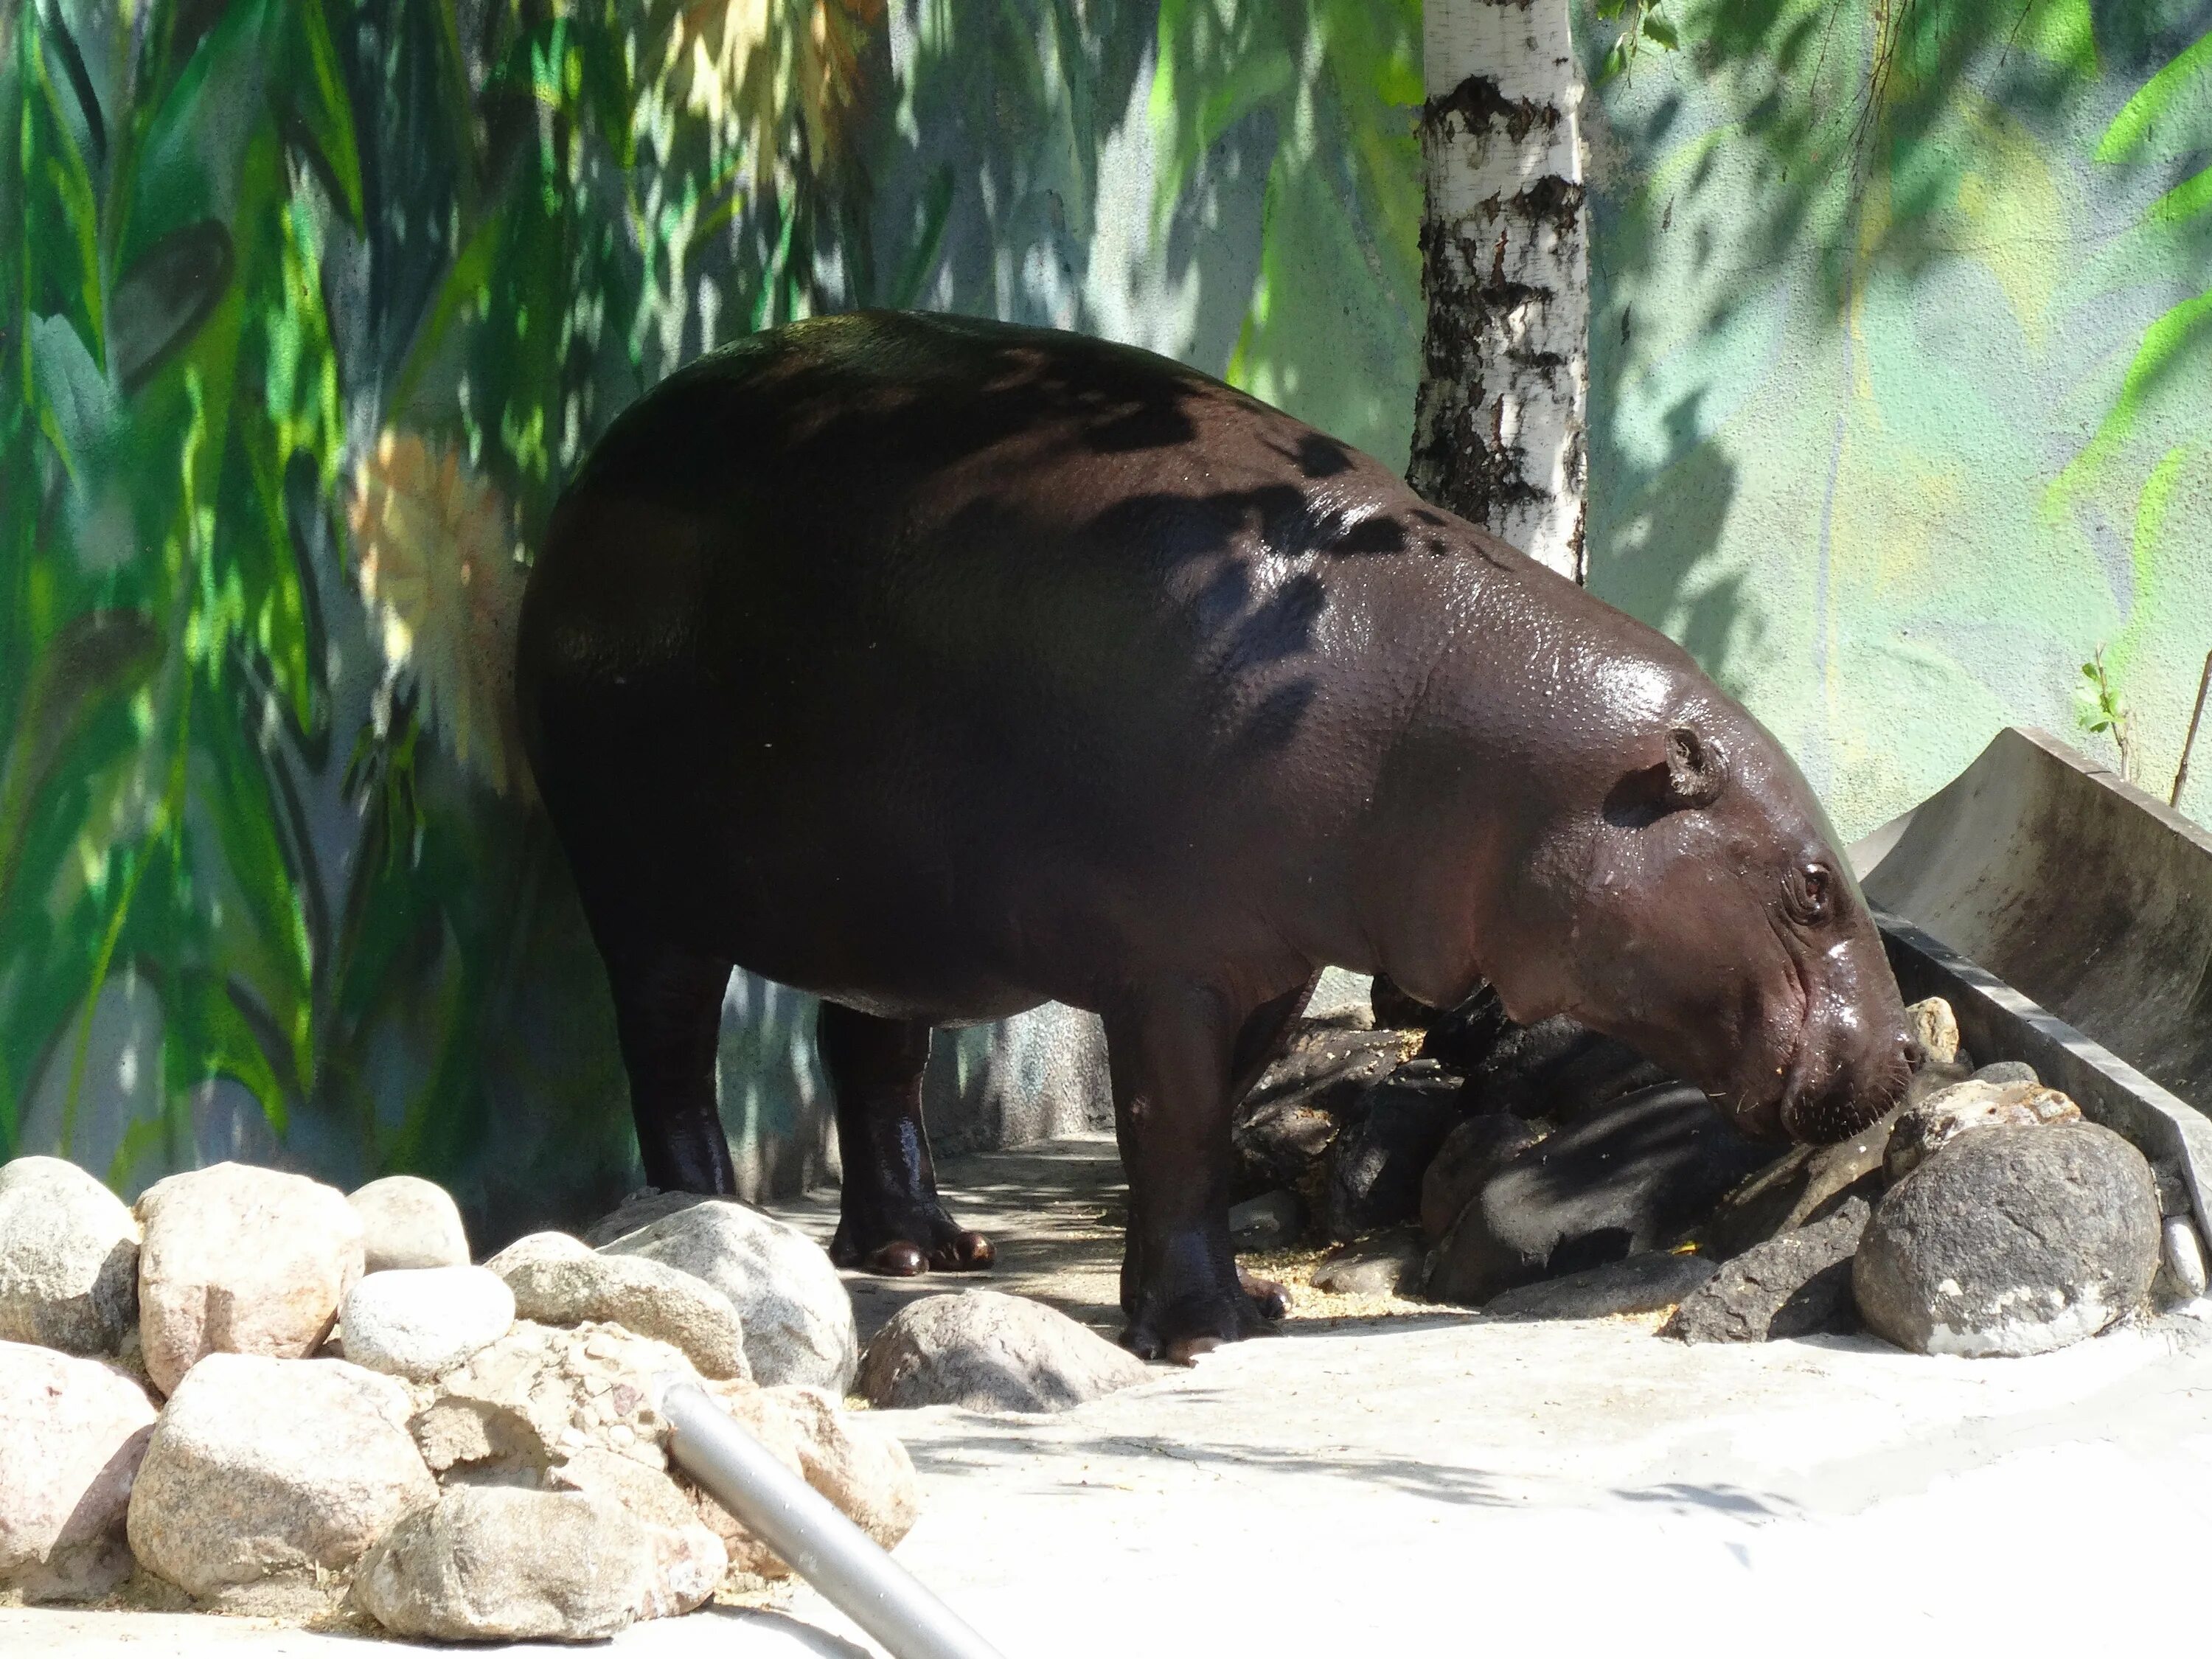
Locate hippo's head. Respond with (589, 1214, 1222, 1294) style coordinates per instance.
(1465, 693, 1916, 1147)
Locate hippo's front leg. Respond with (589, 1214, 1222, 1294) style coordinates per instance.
(818, 1004, 995, 1276)
(1107, 984, 1287, 1363)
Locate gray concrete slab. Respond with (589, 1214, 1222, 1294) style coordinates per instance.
(791, 1309, 2212, 1656)
(1857, 725, 2212, 1112)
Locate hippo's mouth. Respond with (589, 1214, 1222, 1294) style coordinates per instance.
(1770, 1025, 1908, 1147)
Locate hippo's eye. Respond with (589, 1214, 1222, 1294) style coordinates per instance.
(1787, 863, 1834, 926)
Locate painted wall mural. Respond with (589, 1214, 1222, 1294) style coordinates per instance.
(1, 0, 2205, 1225)
(0, 0, 1426, 1231)
(1583, 0, 2212, 841)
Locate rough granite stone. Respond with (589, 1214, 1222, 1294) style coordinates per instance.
(856, 1290, 1150, 1413)
(582, 1190, 707, 1249)
(0, 1157, 140, 1356)
(1883, 1078, 2081, 1183)
(350, 1485, 721, 1641)
(1311, 1228, 1424, 1296)
(133, 1163, 365, 1396)
(1854, 1123, 2160, 1358)
(1481, 1251, 1717, 1320)
(1323, 1061, 1466, 1242)
(1231, 1029, 1421, 1199)
(1666, 1197, 1871, 1343)
(126, 1353, 435, 1610)
(497, 1251, 750, 1381)
(689, 1382, 919, 1577)
(1426, 1085, 1772, 1308)
(1228, 1189, 1302, 1251)
(338, 1266, 514, 1382)
(1419, 1114, 1548, 1244)
(479, 1230, 591, 1276)
(347, 1176, 470, 1273)
(0, 1341, 156, 1600)
(409, 1320, 690, 1483)
(599, 1202, 858, 1391)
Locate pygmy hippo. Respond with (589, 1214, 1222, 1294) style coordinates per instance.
(516, 311, 1916, 1361)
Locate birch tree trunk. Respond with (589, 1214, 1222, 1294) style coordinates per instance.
(1408, 0, 1592, 582)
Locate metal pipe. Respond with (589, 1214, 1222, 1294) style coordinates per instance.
(659, 1379, 1010, 1659)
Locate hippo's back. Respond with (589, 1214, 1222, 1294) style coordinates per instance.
(516, 313, 1519, 1012)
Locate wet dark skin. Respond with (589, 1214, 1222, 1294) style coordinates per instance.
(516, 312, 1917, 1363)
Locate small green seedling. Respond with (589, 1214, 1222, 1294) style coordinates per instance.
(2079, 644, 2137, 784)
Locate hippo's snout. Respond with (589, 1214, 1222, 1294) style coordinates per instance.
(1775, 1025, 1917, 1146)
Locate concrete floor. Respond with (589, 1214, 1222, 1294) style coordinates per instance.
(14, 1135, 2212, 1656)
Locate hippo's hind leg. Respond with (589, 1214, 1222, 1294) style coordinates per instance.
(1107, 978, 1312, 1364)
(604, 941, 740, 1195)
(818, 1003, 995, 1277)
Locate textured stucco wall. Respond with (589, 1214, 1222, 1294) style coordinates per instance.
(1581, 1, 2212, 841)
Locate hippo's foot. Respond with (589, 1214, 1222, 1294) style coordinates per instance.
(831, 1203, 995, 1277)
(1238, 1267, 1291, 1321)
(1122, 1265, 1283, 1365)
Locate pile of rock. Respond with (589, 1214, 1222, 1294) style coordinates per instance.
(0, 1159, 911, 1641)
(1242, 987, 2200, 1360)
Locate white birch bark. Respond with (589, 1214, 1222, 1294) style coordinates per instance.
(1408, 0, 1592, 582)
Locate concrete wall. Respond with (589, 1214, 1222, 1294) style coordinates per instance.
(1581, 0, 2212, 842)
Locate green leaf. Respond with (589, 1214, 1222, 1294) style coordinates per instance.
(285, 0, 366, 226)
(389, 210, 505, 420)
(0, 610, 163, 900)
(2096, 30, 2212, 164)
(2104, 286, 2212, 439)
(159, 968, 292, 1141)
(2151, 164, 2212, 227)
(886, 164, 956, 309)
(1642, 12, 1680, 50)
(23, 15, 105, 372)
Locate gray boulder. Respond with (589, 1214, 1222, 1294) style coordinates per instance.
(0, 1157, 140, 1356)
(1311, 1228, 1424, 1296)
(127, 1353, 435, 1609)
(1322, 1061, 1466, 1242)
(347, 1175, 470, 1272)
(133, 1162, 365, 1395)
(1419, 1114, 1548, 1243)
(599, 1201, 857, 1391)
(1666, 1197, 1870, 1343)
(479, 1229, 591, 1276)
(338, 1266, 515, 1382)
(1231, 1028, 1419, 1198)
(410, 1320, 693, 1484)
(498, 1250, 750, 1381)
(856, 1290, 1150, 1412)
(1228, 1189, 1302, 1251)
(1481, 1251, 1717, 1321)
(1971, 1060, 2039, 1088)
(582, 1189, 706, 1248)
(692, 1382, 920, 1576)
(1854, 1123, 2160, 1357)
(0, 1341, 156, 1600)
(350, 1485, 722, 1641)
(1426, 1085, 1772, 1308)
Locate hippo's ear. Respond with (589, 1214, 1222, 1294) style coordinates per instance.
(1662, 726, 1725, 807)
